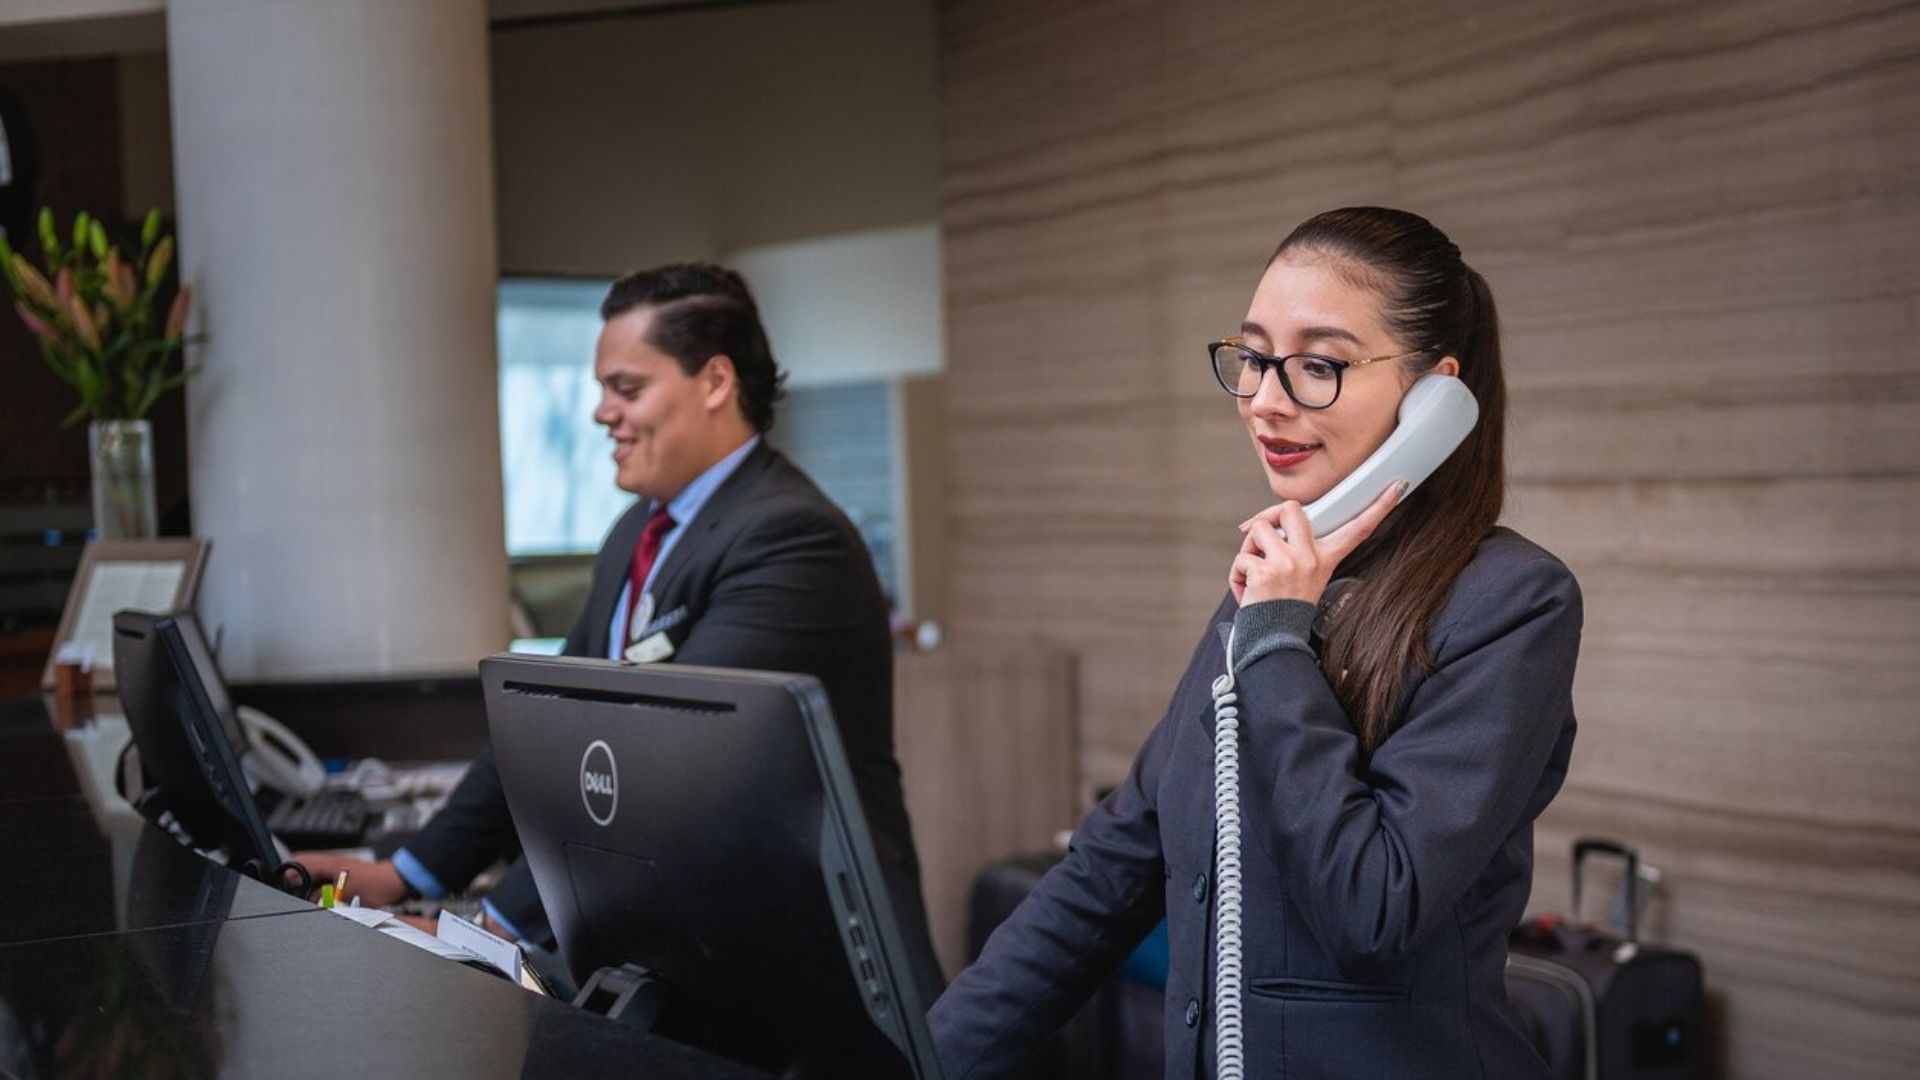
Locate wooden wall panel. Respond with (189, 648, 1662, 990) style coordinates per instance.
(936, 0, 1920, 1075)
(895, 645, 1079, 977)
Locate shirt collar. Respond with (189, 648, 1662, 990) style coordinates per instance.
(663, 434, 760, 528)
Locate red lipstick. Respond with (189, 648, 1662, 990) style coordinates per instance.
(1257, 435, 1320, 470)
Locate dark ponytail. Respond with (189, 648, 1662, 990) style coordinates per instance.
(1270, 208, 1507, 750)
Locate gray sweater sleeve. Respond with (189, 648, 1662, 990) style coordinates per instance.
(1230, 598, 1317, 671)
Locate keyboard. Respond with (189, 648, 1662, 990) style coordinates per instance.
(267, 790, 371, 849)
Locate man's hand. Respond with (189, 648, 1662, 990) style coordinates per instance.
(293, 852, 409, 905)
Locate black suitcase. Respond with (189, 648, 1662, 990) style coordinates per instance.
(1508, 839, 1709, 1080)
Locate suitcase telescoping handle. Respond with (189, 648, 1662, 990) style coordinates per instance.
(1572, 837, 1639, 942)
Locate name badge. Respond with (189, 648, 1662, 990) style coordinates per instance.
(636, 604, 690, 640)
(624, 631, 675, 664)
(628, 591, 656, 645)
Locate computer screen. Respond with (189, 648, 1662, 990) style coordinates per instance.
(482, 654, 944, 1080)
(113, 609, 283, 885)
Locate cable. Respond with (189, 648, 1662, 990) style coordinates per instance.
(1211, 626, 1245, 1080)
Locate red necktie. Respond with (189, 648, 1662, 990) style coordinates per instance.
(627, 505, 676, 636)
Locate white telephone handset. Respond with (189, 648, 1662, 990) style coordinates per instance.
(1300, 372, 1480, 536)
(237, 705, 326, 798)
(1210, 373, 1478, 1079)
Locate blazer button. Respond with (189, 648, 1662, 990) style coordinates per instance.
(1184, 998, 1202, 1028)
(1192, 872, 1208, 902)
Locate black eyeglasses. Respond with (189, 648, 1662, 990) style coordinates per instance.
(1207, 335, 1428, 409)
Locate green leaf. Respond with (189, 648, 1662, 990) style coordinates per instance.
(88, 219, 109, 259)
(145, 237, 173, 289)
(71, 212, 89, 252)
(134, 365, 188, 418)
(37, 340, 77, 384)
(37, 208, 59, 261)
(141, 209, 161, 250)
(72, 356, 100, 406)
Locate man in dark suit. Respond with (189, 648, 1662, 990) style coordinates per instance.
(303, 265, 935, 988)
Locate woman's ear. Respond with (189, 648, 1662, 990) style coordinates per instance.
(1434, 355, 1461, 378)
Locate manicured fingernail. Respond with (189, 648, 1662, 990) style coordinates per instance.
(1394, 479, 1410, 498)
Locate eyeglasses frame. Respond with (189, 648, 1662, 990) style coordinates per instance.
(1207, 334, 1431, 409)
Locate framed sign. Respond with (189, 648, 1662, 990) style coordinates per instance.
(42, 538, 211, 692)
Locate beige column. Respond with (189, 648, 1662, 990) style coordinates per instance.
(166, 0, 508, 678)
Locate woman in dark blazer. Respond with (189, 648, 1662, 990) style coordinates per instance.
(930, 207, 1583, 1079)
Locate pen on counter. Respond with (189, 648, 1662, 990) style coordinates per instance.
(320, 883, 336, 909)
(336, 870, 348, 898)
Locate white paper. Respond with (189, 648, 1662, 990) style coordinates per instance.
(437, 909, 524, 982)
(327, 906, 516, 977)
(70, 561, 186, 674)
(326, 904, 396, 930)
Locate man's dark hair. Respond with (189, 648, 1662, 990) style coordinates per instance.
(601, 263, 786, 432)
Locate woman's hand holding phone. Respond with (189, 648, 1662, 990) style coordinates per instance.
(1229, 480, 1407, 606)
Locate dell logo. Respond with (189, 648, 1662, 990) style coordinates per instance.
(580, 739, 618, 826)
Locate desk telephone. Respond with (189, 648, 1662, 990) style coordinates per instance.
(237, 706, 325, 797)
(234, 710, 374, 849)
(1210, 374, 1479, 1077)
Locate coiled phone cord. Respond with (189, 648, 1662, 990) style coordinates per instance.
(1210, 627, 1246, 1080)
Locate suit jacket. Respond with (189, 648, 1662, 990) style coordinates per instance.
(930, 527, 1583, 1080)
(407, 443, 939, 997)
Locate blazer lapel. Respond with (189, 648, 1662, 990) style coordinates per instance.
(644, 441, 778, 609)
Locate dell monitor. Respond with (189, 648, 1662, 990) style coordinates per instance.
(113, 609, 286, 888)
(482, 654, 944, 1079)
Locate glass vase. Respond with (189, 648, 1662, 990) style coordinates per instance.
(89, 419, 158, 539)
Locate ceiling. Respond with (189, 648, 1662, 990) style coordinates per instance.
(0, 0, 795, 63)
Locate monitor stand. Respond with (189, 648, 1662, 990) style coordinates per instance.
(573, 962, 665, 1030)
